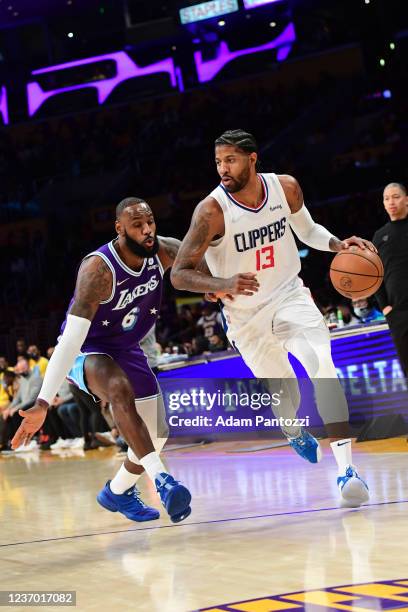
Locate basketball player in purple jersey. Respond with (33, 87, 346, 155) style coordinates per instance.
(12, 197, 212, 523)
(172, 130, 376, 507)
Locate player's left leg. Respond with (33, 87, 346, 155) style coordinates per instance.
(68, 352, 191, 522)
(109, 393, 169, 505)
(274, 290, 369, 507)
(226, 307, 321, 463)
(105, 351, 191, 522)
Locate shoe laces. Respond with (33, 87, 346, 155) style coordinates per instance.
(124, 486, 147, 508)
(345, 465, 355, 478)
(155, 474, 178, 493)
(291, 430, 312, 447)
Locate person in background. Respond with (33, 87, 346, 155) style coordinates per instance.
(1, 358, 42, 451)
(352, 298, 385, 324)
(177, 305, 197, 343)
(94, 400, 119, 448)
(43, 304, 109, 453)
(0, 369, 17, 450)
(0, 357, 12, 410)
(208, 333, 226, 353)
(140, 325, 160, 375)
(197, 303, 223, 340)
(27, 345, 49, 378)
(323, 303, 359, 328)
(373, 182, 408, 376)
(337, 303, 360, 327)
(191, 336, 209, 355)
(49, 379, 83, 449)
(182, 341, 193, 357)
(69, 384, 111, 451)
(16, 338, 28, 360)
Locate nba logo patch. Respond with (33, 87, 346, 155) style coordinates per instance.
(147, 257, 159, 270)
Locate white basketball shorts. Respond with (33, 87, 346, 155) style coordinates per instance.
(222, 277, 329, 378)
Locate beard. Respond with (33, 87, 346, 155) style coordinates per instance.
(124, 230, 159, 258)
(222, 167, 251, 193)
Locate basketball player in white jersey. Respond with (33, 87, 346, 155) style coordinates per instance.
(172, 129, 376, 507)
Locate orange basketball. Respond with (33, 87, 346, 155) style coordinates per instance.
(329, 247, 384, 299)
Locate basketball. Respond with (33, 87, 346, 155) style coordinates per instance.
(329, 247, 384, 299)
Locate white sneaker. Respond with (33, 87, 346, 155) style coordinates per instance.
(50, 438, 70, 449)
(69, 437, 84, 449)
(95, 432, 116, 446)
(14, 440, 39, 453)
(338, 465, 370, 508)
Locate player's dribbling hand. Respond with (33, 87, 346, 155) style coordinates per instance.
(341, 236, 377, 252)
(224, 273, 259, 296)
(11, 402, 48, 449)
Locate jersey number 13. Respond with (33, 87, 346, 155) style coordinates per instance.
(255, 245, 275, 271)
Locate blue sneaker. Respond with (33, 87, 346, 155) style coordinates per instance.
(288, 429, 322, 463)
(155, 473, 191, 523)
(338, 465, 369, 508)
(96, 481, 160, 522)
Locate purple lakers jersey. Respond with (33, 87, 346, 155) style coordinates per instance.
(62, 240, 163, 353)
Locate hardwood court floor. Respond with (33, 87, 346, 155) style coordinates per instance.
(1, 439, 408, 612)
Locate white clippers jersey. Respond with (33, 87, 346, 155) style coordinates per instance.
(205, 173, 301, 310)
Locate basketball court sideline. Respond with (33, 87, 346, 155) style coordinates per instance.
(1, 439, 407, 612)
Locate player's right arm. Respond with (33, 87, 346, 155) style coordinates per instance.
(171, 197, 259, 296)
(69, 255, 112, 319)
(11, 256, 112, 449)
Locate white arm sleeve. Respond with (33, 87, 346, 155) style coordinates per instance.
(289, 204, 336, 251)
(38, 314, 91, 405)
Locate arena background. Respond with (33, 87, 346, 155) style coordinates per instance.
(0, 0, 405, 359)
(1, 3, 408, 612)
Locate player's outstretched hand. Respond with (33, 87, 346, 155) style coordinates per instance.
(224, 273, 259, 296)
(341, 236, 377, 252)
(11, 402, 48, 449)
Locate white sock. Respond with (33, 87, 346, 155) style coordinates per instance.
(330, 438, 353, 474)
(139, 451, 166, 482)
(110, 463, 141, 494)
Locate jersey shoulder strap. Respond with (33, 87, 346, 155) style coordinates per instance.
(261, 173, 292, 216)
(208, 184, 230, 213)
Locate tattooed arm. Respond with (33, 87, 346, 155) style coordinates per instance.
(171, 197, 259, 295)
(70, 255, 113, 319)
(158, 236, 212, 275)
(157, 237, 181, 272)
(11, 256, 112, 449)
(279, 174, 376, 252)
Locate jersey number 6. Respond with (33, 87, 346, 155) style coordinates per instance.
(256, 245, 275, 271)
(122, 306, 140, 331)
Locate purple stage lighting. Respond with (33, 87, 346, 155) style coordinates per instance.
(0, 86, 9, 125)
(175, 66, 185, 93)
(194, 22, 295, 82)
(27, 51, 179, 117)
(243, 0, 283, 8)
